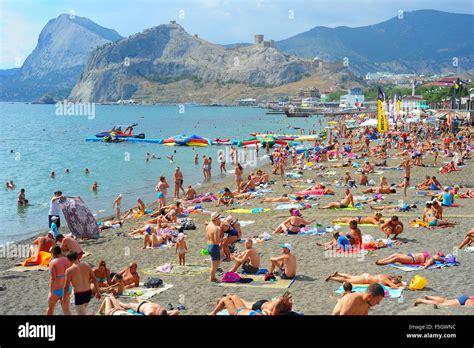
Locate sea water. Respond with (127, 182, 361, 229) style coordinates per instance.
(0, 103, 325, 244)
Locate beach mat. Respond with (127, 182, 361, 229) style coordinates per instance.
(142, 263, 209, 276)
(115, 283, 174, 300)
(219, 274, 295, 289)
(8, 265, 49, 272)
(226, 208, 270, 214)
(275, 204, 305, 210)
(388, 260, 458, 272)
(335, 284, 404, 298)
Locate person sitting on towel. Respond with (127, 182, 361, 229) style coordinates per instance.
(228, 239, 260, 274)
(268, 243, 296, 279)
(26, 232, 56, 265)
(110, 263, 139, 289)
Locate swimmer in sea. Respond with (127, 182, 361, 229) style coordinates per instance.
(50, 171, 55, 178)
(167, 155, 174, 164)
(85, 168, 90, 174)
(91, 181, 98, 192)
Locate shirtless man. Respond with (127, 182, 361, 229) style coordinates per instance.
(17, 188, 29, 206)
(112, 263, 140, 289)
(47, 246, 72, 315)
(206, 213, 222, 282)
(400, 158, 411, 197)
(173, 167, 185, 199)
(56, 234, 84, 259)
(347, 220, 362, 246)
(63, 251, 101, 315)
(333, 213, 384, 225)
(363, 186, 396, 194)
(228, 239, 260, 274)
(320, 188, 355, 209)
(332, 283, 385, 315)
(268, 243, 296, 279)
(26, 232, 56, 265)
(380, 216, 404, 239)
(184, 185, 197, 201)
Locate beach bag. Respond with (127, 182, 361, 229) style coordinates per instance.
(264, 273, 276, 281)
(221, 272, 241, 283)
(144, 277, 163, 288)
(182, 220, 196, 230)
(409, 275, 428, 291)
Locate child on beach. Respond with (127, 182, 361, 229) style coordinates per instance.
(100, 274, 125, 296)
(175, 233, 188, 266)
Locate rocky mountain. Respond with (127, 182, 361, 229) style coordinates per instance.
(276, 10, 474, 75)
(0, 14, 122, 101)
(69, 22, 321, 102)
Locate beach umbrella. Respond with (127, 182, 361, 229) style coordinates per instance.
(360, 119, 378, 127)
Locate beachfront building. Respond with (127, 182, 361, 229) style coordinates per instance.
(401, 95, 428, 112)
(237, 98, 257, 106)
(298, 87, 320, 99)
(339, 88, 364, 108)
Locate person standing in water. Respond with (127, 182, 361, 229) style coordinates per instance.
(174, 167, 185, 199)
(218, 151, 227, 174)
(112, 194, 123, 220)
(155, 176, 170, 208)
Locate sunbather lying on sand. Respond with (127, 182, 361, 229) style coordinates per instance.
(414, 295, 474, 307)
(332, 283, 385, 315)
(104, 294, 179, 315)
(370, 203, 417, 212)
(333, 213, 384, 225)
(260, 194, 302, 203)
(362, 186, 396, 194)
(325, 272, 404, 288)
(208, 292, 293, 315)
(111, 263, 139, 289)
(375, 251, 446, 268)
(143, 229, 172, 249)
(457, 228, 474, 249)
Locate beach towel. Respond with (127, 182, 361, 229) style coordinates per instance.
(285, 173, 302, 178)
(332, 222, 379, 227)
(8, 264, 49, 272)
(115, 283, 174, 300)
(335, 284, 405, 298)
(218, 274, 295, 289)
(332, 206, 363, 211)
(142, 263, 210, 276)
(21, 251, 52, 267)
(226, 208, 270, 214)
(291, 227, 328, 236)
(388, 260, 458, 272)
(57, 197, 100, 239)
(275, 203, 306, 210)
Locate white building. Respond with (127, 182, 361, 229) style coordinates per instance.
(339, 88, 364, 108)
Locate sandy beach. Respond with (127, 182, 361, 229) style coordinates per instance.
(0, 147, 473, 316)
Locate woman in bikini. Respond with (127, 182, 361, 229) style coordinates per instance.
(425, 207, 457, 228)
(93, 260, 111, 288)
(375, 251, 445, 268)
(325, 272, 404, 288)
(273, 209, 314, 235)
(235, 163, 243, 193)
(208, 292, 293, 316)
(219, 218, 241, 261)
(457, 228, 474, 249)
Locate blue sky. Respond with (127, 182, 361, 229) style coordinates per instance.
(1, 0, 473, 69)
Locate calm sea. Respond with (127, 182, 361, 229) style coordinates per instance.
(0, 103, 325, 244)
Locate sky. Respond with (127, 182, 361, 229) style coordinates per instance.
(0, 0, 473, 69)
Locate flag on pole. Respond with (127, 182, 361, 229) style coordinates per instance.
(377, 87, 388, 132)
(392, 92, 397, 124)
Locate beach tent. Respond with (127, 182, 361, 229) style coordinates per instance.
(360, 119, 378, 127)
(57, 197, 100, 239)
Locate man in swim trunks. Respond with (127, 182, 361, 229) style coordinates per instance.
(320, 188, 355, 209)
(206, 212, 222, 282)
(414, 295, 474, 308)
(47, 246, 72, 315)
(332, 283, 385, 315)
(380, 216, 404, 239)
(184, 185, 197, 201)
(268, 243, 296, 279)
(228, 239, 260, 274)
(400, 158, 411, 197)
(173, 167, 185, 199)
(63, 251, 101, 315)
(57, 234, 84, 259)
(347, 220, 362, 247)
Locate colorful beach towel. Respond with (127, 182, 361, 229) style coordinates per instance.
(226, 208, 270, 214)
(218, 274, 295, 289)
(335, 284, 404, 298)
(388, 260, 458, 272)
(332, 206, 363, 211)
(275, 203, 306, 210)
(8, 264, 49, 272)
(57, 197, 100, 239)
(21, 251, 52, 267)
